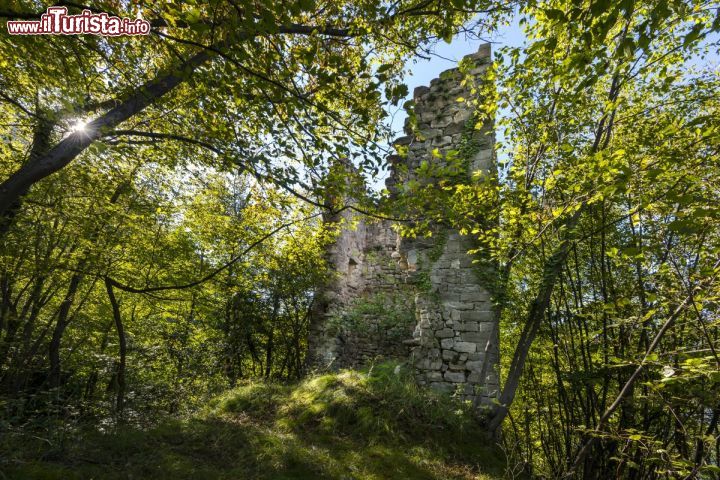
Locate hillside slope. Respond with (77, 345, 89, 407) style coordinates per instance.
(2, 362, 504, 479)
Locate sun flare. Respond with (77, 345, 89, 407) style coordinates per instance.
(70, 119, 88, 133)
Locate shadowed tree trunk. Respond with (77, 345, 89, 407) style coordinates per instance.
(0, 49, 213, 221)
(48, 269, 84, 388)
(0, 113, 54, 236)
(104, 277, 126, 418)
(487, 209, 582, 433)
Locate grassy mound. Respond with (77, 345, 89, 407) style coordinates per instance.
(1, 362, 503, 479)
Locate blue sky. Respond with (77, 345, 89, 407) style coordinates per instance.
(388, 14, 719, 137)
(371, 13, 719, 191)
(368, 17, 526, 189)
(388, 17, 526, 137)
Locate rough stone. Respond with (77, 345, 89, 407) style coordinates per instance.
(394, 135, 413, 146)
(442, 349, 457, 361)
(444, 371, 466, 383)
(414, 86, 430, 98)
(307, 43, 499, 410)
(436, 328, 454, 338)
(461, 332, 486, 343)
(457, 322, 479, 332)
(465, 360, 484, 371)
(460, 311, 492, 322)
(426, 371, 444, 382)
(445, 301, 474, 310)
(429, 382, 455, 394)
(454, 110, 472, 124)
(453, 342, 476, 353)
(445, 122, 464, 135)
(467, 371, 486, 384)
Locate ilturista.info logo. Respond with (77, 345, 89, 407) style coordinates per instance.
(7, 7, 151, 36)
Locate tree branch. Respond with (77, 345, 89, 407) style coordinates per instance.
(565, 259, 720, 477)
(0, 46, 215, 216)
(103, 130, 224, 156)
(106, 213, 319, 294)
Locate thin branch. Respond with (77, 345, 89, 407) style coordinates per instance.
(565, 258, 720, 477)
(103, 130, 224, 156)
(0, 91, 38, 119)
(106, 213, 320, 294)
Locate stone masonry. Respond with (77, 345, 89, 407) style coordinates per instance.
(307, 44, 499, 406)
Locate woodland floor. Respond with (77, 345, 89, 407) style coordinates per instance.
(1, 362, 504, 480)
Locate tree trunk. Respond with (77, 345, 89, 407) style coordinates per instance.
(48, 270, 84, 388)
(0, 114, 54, 236)
(0, 49, 213, 219)
(104, 277, 126, 418)
(487, 208, 583, 433)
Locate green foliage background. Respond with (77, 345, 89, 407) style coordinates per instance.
(1, 0, 720, 478)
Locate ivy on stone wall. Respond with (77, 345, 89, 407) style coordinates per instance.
(326, 291, 415, 341)
(415, 228, 449, 293)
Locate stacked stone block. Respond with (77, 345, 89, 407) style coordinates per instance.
(306, 215, 415, 370)
(307, 44, 498, 406)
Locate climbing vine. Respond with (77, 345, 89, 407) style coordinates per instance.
(327, 291, 415, 340)
(414, 228, 449, 293)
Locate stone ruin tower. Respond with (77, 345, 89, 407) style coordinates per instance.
(307, 44, 499, 406)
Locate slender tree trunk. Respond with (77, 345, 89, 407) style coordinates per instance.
(104, 278, 126, 418)
(47, 182, 126, 388)
(566, 285, 710, 477)
(0, 114, 54, 236)
(487, 208, 583, 433)
(264, 296, 280, 378)
(48, 270, 84, 388)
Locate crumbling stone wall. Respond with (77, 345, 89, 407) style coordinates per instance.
(308, 44, 499, 406)
(306, 214, 416, 370)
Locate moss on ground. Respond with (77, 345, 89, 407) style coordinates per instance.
(1, 362, 504, 479)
